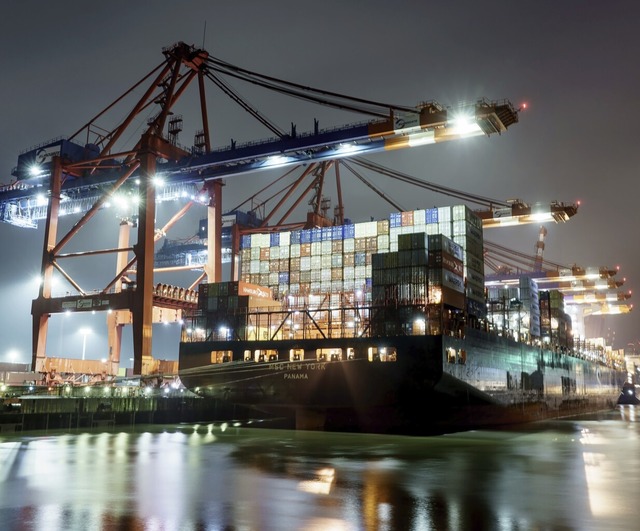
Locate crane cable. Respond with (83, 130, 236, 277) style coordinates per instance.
(205, 56, 414, 118)
(351, 157, 510, 209)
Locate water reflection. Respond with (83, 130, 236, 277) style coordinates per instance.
(0, 409, 638, 530)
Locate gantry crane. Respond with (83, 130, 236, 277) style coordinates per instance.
(0, 42, 520, 376)
(484, 239, 631, 316)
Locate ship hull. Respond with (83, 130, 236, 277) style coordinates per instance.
(178, 329, 625, 434)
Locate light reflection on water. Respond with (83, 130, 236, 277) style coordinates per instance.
(0, 408, 639, 530)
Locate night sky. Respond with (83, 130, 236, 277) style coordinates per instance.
(1, 1, 638, 364)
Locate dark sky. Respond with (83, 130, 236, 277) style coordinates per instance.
(1, 1, 639, 364)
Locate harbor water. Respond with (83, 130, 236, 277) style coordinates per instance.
(1, 408, 639, 530)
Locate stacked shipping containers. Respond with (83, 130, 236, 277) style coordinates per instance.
(486, 276, 541, 339)
(238, 205, 485, 312)
(539, 289, 573, 348)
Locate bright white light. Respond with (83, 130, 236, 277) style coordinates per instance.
(29, 165, 43, 177)
(35, 193, 48, 206)
(79, 328, 92, 361)
(153, 175, 165, 187)
(407, 131, 435, 147)
(336, 142, 361, 154)
(449, 113, 482, 136)
(266, 155, 288, 166)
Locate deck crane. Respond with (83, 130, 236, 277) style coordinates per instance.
(0, 42, 520, 376)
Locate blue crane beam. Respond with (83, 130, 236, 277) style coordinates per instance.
(0, 99, 518, 228)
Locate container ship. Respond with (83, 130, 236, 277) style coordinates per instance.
(178, 205, 626, 434)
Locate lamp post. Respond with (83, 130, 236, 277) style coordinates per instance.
(79, 327, 92, 360)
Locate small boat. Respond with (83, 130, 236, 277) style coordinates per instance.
(617, 382, 640, 405)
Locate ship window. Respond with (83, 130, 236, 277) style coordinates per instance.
(211, 350, 233, 364)
(458, 349, 467, 365)
(447, 347, 456, 364)
(368, 347, 397, 362)
(255, 349, 278, 362)
(317, 348, 342, 361)
(290, 348, 303, 361)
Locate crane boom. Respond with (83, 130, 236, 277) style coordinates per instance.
(478, 199, 579, 228)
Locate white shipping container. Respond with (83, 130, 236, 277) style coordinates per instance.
(365, 221, 378, 237)
(300, 256, 311, 270)
(290, 244, 300, 257)
(438, 222, 452, 238)
(438, 206, 452, 223)
(259, 261, 269, 274)
(311, 242, 322, 255)
(343, 238, 355, 253)
(377, 234, 390, 251)
(321, 241, 331, 254)
(426, 223, 439, 235)
(250, 260, 260, 274)
(279, 246, 289, 259)
(280, 231, 290, 247)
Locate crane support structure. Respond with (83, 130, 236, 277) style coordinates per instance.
(4, 42, 520, 375)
